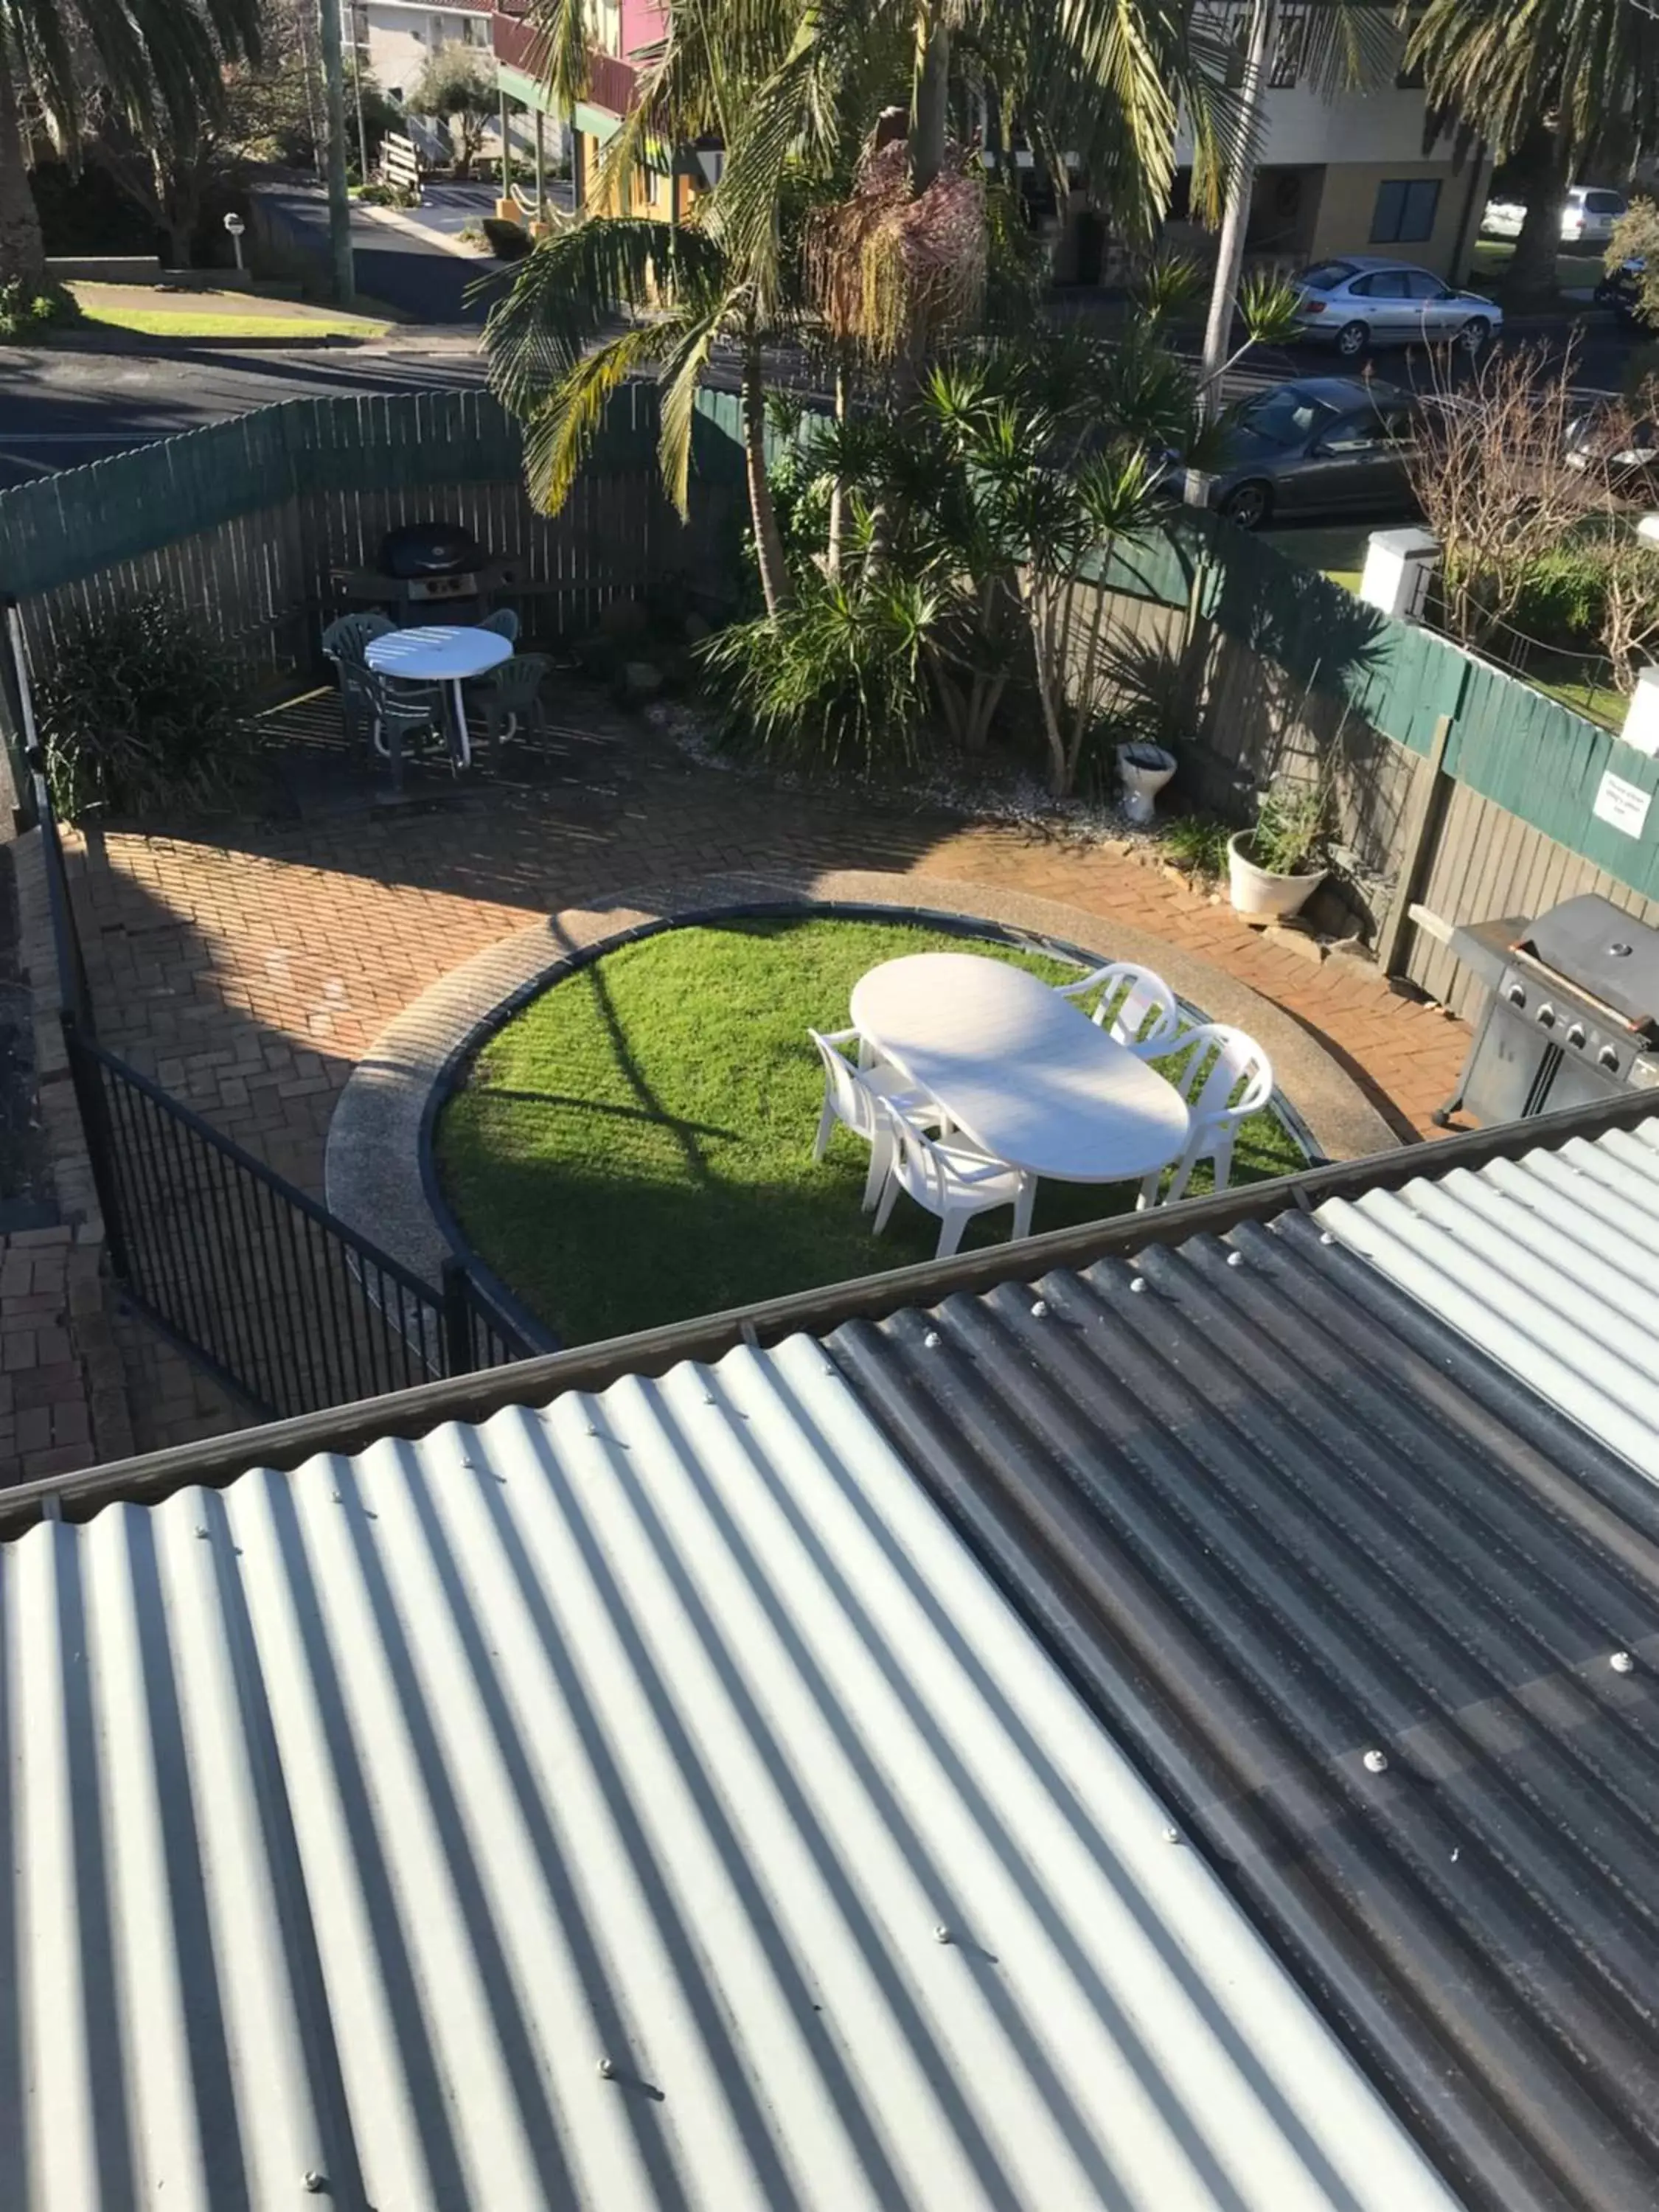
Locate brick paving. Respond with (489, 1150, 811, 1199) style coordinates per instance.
(63, 703, 1470, 1456)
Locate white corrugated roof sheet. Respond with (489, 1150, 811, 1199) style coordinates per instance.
(1, 1338, 1458, 2212)
(1318, 1119, 1659, 1478)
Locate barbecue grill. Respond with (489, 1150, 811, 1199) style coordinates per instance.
(1436, 893, 1659, 1126)
(334, 521, 516, 625)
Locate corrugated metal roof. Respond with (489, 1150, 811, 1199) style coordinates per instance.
(0, 1338, 1455, 2212)
(1318, 1120, 1659, 1477)
(828, 1211, 1659, 2212)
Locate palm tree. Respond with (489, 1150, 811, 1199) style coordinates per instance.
(0, 0, 262, 288)
(486, 215, 799, 613)
(1408, 0, 1659, 306)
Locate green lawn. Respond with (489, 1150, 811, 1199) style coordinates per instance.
(1262, 521, 1374, 592)
(1470, 240, 1607, 296)
(435, 916, 1307, 1345)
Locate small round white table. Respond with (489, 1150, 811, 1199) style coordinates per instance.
(850, 951, 1191, 1187)
(364, 625, 512, 769)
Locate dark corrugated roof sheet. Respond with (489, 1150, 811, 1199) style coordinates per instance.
(830, 1208, 1659, 2212)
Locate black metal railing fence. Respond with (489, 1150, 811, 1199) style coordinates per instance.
(10, 602, 530, 1419)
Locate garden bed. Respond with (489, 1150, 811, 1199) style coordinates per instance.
(434, 913, 1308, 1345)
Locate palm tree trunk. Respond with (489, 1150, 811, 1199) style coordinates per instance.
(743, 343, 793, 617)
(1505, 123, 1572, 307)
(827, 358, 849, 578)
(0, 38, 46, 292)
(911, 7, 950, 194)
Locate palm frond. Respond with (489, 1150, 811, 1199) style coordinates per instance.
(520, 322, 675, 512)
(484, 216, 723, 417)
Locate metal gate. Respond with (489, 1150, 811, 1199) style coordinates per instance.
(66, 1023, 529, 1422)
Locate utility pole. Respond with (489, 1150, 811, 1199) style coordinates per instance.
(1200, 0, 1277, 403)
(319, 0, 356, 304)
(347, 1, 371, 184)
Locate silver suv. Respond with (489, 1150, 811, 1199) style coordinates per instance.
(1290, 257, 1503, 360)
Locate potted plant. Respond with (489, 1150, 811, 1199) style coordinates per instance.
(1227, 778, 1329, 921)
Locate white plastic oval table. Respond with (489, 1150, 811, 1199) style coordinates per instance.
(364, 624, 512, 769)
(850, 951, 1191, 1186)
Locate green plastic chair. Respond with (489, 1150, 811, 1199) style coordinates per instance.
(321, 611, 394, 748)
(479, 607, 521, 644)
(471, 652, 551, 752)
(362, 665, 448, 792)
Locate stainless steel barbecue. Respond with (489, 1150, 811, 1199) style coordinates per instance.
(1436, 894, 1659, 1126)
(334, 521, 517, 625)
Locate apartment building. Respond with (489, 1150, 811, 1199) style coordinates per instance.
(1163, 2, 1489, 281)
(353, 0, 493, 107)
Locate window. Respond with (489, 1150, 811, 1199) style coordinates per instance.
(1350, 271, 1410, 299)
(1403, 269, 1447, 301)
(1371, 178, 1441, 244)
(1321, 414, 1388, 453)
(1237, 389, 1340, 447)
(1270, 5, 1307, 88)
(1585, 190, 1627, 217)
(1299, 260, 1358, 292)
(429, 13, 446, 46)
(462, 13, 487, 43)
(590, 0, 621, 52)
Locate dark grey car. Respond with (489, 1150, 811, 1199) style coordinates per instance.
(1194, 378, 1422, 530)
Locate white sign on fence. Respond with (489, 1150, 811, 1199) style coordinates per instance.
(1592, 769, 1653, 839)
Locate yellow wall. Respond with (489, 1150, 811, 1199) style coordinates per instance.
(1307, 159, 1487, 279)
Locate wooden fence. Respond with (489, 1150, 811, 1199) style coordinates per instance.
(5, 380, 1659, 1016)
(1082, 518, 1659, 1014)
(0, 385, 748, 729)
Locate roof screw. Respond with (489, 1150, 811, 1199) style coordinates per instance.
(1363, 1748, 1390, 1774)
(585, 1422, 599, 1438)
(1130, 1277, 1147, 1294)
(1030, 1299, 1048, 1319)
(933, 1922, 953, 1944)
(330, 1492, 343, 1504)
(195, 1526, 209, 1540)
(703, 1391, 717, 1405)
(1226, 1251, 1245, 1268)
(302, 2175, 327, 2196)
(1161, 1825, 1182, 1844)
(1319, 1231, 1336, 1245)
(923, 1330, 941, 1349)
(1610, 1650, 1636, 1674)
(597, 2056, 616, 2079)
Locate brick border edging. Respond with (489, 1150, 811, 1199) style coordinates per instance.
(9, 830, 136, 1471)
(324, 865, 1399, 1301)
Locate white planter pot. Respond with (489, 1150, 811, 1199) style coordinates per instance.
(1227, 831, 1325, 921)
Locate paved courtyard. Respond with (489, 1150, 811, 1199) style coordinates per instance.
(62, 699, 1470, 1454)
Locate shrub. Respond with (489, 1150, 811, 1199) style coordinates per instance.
(482, 216, 533, 262)
(1161, 814, 1232, 879)
(698, 577, 939, 776)
(36, 596, 260, 821)
(0, 280, 78, 341)
(1249, 779, 1329, 877)
(1507, 542, 1613, 646)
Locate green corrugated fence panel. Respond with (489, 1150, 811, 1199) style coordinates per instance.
(0, 404, 296, 595)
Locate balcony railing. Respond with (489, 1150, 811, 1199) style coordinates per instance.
(491, 5, 639, 114)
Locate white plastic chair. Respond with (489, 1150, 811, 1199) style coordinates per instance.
(1141, 1023, 1273, 1207)
(808, 1029, 942, 1210)
(872, 1099, 1035, 1259)
(1056, 961, 1181, 1055)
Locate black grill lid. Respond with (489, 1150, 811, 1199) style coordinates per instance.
(1516, 894, 1659, 1025)
(378, 521, 483, 579)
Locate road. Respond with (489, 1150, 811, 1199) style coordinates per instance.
(0, 341, 492, 490)
(0, 218, 1638, 495)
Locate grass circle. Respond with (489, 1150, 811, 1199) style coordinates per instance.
(435, 915, 1306, 1344)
